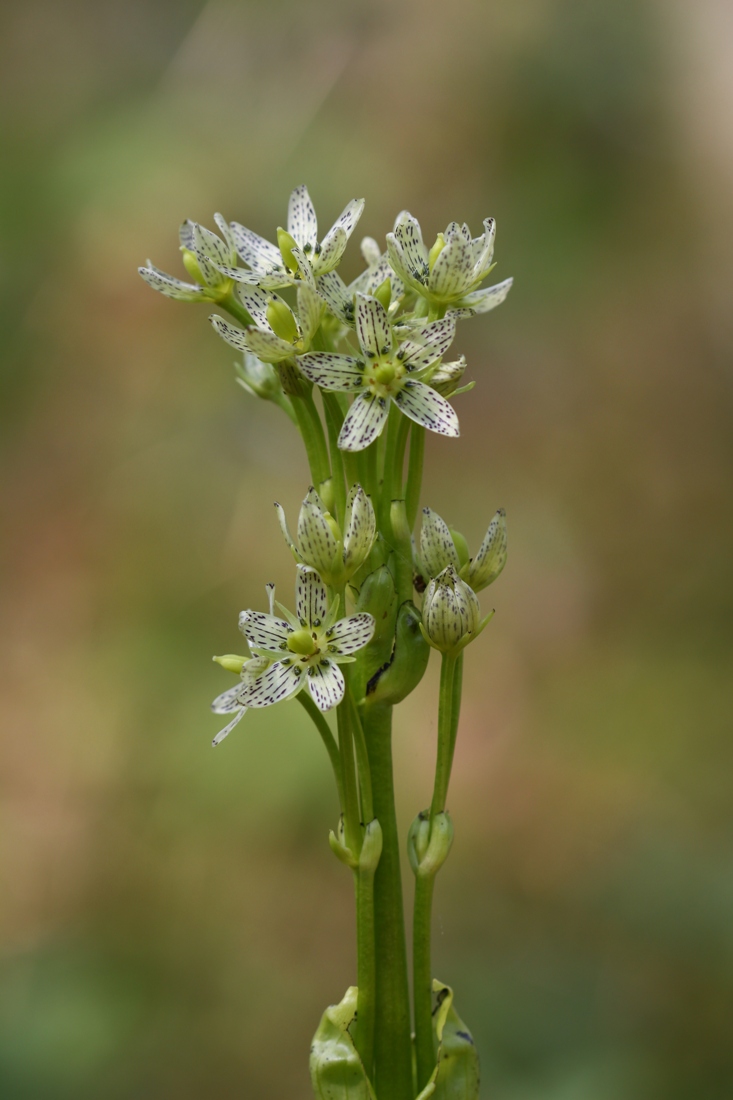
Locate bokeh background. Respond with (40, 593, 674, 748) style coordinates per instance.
(2, 0, 732, 1096)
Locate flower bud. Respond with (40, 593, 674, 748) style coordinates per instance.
(310, 987, 375, 1100)
(366, 601, 430, 705)
(212, 654, 247, 674)
(329, 814, 358, 869)
(408, 810, 454, 878)
(421, 566, 490, 654)
(266, 297, 299, 344)
(277, 227, 301, 273)
(461, 508, 507, 592)
(373, 276, 392, 313)
(420, 507, 460, 577)
(180, 247, 204, 284)
(342, 484, 377, 578)
(430, 355, 467, 397)
(359, 818, 383, 874)
(276, 484, 376, 588)
(235, 352, 284, 402)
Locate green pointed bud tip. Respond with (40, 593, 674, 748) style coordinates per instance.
(181, 248, 204, 284)
(329, 829, 358, 869)
(277, 227, 301, 273)
(287, 628, 317, 656)
(212, 654, 247, 673)
(449, 527, 470, 568)
(431, 980, 480, 1100)
(318, 477, 335, 516)
(266, 297, 299, 344)
(358, 819, 383, 874)
(374, 276, 392, 312)
(407, 810, 431, 874)
(416, 811, 454, 878)
(428, 232, 446, 271)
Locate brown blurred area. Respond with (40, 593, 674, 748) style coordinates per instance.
(1, 0, 732, 1096)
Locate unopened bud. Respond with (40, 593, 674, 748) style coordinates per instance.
(212, 654, 247, 673)
(373, 277, 392, 313)
(421, 566, 491, 654)
(408, 810, 454, 878)
(277, 227, 301, 274)
(266, 297, 299, 344)
(181, 248, 204, 284)
(461, 508, 507, 592)
(359, 819, 383, 874)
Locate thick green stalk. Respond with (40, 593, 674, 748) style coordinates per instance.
(362, 702, 413, 1100)
(405, 424, 425, 530)
(414, 650, 460, 1090)
(321, 392, 347, 525)
(354, 860, 377, 1080)
(298, 390, 332, 489)
(379, 408, 409, 533)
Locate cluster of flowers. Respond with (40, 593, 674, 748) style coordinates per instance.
(139, 186, 510, 742)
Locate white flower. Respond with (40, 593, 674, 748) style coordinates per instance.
(420, 565, 491, 654)
(386, 211, 513, 316)
(211, 185, 365, 290)
(236, 567, 375, 712)
(297, 293, 460, 452)
(420, 506, 507, 591)
(275, 484, 376, 585)
(209, 282, 323, 364)
(138, 215, 238, 302)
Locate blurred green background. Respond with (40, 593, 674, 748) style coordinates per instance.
(2, 0, 732, 1097)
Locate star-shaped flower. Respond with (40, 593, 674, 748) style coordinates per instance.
(386, 211, 513, 317)
(237, 567, 375, 712)
(275, 483, 376, 586)
(209, 283, 323, 364)
(212, 185, 365, 291)
(139, 215, 238, 302)
(296, 293, 460, 452)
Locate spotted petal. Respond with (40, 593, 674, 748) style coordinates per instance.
(313, 227, 348, 276)
(242, 327, 294, 363)
(466, 508, 507, 591)
(138, 263, 204, 301)
(325, 613, 375, 657)
(288, 185, 319, 250)
(193, 222, 231, 269)
(398, 317, 456, 372)
(213, 213, 237, 259)
(297, 490, 339, 575)
(212, 708, 247, 746)
(295, 566, 328, 628)
(472, 217, 496, 280)
(235, 286, 272, 328)
(392, 211, 429, 282)
(238, 660, 304, 708)
(385, 234, 416, 291)
(297, 283, 323, 345)
(211, 683, 247, 714)
(421, 507, 460, 575)
(428, 235, 473, 299)
(343, 485, 376, 571)
(356, 293, 392, 358)
(229, 222, 284, 273)
(240, 611, 291, 652)
(297, 352, 364, 391)
(328, 198, 365, 243)
(447, 277, 513, 320)
(213, 263, 293, 289)
(210, 315, 250, 353)
(306, 659, 345, 711)
(394, 380, 459, 437)
(338, 391, 390, 452)
(316, 271, 354, 324)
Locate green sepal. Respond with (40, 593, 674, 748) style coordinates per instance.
(430, 981, 480, 1100)
(407, 810, 454, 878)
(310, 987, 377, 1100)
(365, 601, 430, 705)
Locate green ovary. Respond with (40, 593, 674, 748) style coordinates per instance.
(287, 629, 318, 656)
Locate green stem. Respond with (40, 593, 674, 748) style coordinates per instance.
(322, 392, 347, 525)
(362, 703, 413, 1100)
(296, 692, 344, 809)
(348, 687, 373, 821)
(337, 691, 361, 860)
(291, 391, 331, 488)
(354, 862, 377, 1080)
(405, 425, 425, 530)
(379, 408, 408, 533)
(364, 437, 379, 502)
(414, 650, 461, 1090)
(220, 289, 252, 328)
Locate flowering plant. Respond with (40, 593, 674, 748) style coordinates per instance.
(140, 185, 511, 1100)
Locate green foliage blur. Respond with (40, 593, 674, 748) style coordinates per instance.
(2, 1, 732, 1097)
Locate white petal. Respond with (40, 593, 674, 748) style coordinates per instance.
(360, 236, 381, 265)
(193, 223, 231, 269)
(468, 508, 507, 590)
(312, 226, 347, 276)
(328, 198, 365, 242)
(214, 263, 293, 289)
(241, 611, 291, 652)
(274, 502, 299, 557)
(287, 185, 319, 250)
(337, 391, 389, 452)
(138, 264, 203, 301)
(350, 253, 406, 304)
(243, 326, 294, 363)
(236, 286, 271, 328)
(210, 315, 250, 352)
(297, 352, 364, 391)
(385, 234, 416, 290)
(297, 495, 339, 575)
(288, 242, 317, 288)
(212, 708, 247, 746)
(342, 485, 376, 571)
(472, 217, 496, 279)
(211, 683, 247, 714)
(213, 213, 237, 259)
(420, 507, 460, 576)
(229, 222, 284, 273)
(238, 660, 304, 708)
(428, 235, 473, 299)
(392, 211, 429, 282)
(316, 271, 354, 324)
(306, 659, 345, 711)
(355, 293, 392, 358)
(297, 283, 324, 345)
(295, 566, 328, 627)
(447, 277, 513, 320)
(398, 317, 456, 371)
(324, 613, 375, 656)
(394, 381, 459, 437)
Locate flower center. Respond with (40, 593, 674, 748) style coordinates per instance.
(365, 356, 404, 398)
(287, 628, 319, 657)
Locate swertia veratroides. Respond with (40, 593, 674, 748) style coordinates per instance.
(140, 185, 511, 1100)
